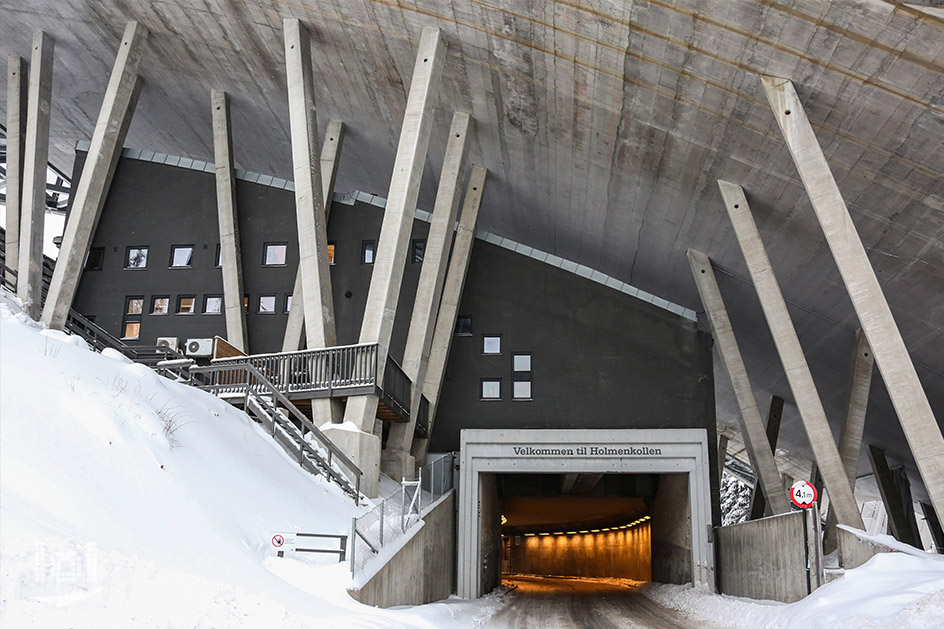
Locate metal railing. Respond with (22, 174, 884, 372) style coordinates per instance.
(381, 356, 411, 418)
(0, 260, 16, 293)
(211, 343, 379, 398)
(189, 362, 362, 502)
(415, 395, 430, 437)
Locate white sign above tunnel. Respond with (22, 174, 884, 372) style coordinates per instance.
(458, 428, 715, 599)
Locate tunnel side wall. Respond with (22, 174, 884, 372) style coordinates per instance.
(504, 526, 651, 580)
(650, 472, 692, 584)
(349, 491, 456, 607)
(480, 473, 503, 593)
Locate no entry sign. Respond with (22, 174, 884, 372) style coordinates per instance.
(270, 532, 296, 551)
(789, 480, 818, 508)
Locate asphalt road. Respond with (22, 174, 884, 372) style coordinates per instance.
(486, 576, 711, 629)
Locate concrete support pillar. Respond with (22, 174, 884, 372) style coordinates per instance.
(383, 111, 472, 480)
(17, 32, 54, 319)
(283, 18, 341, 429)
(824, 329, 873, 552)
(412, 166, 487, 466)
(211, 90, 248, 352)
(749, 396, 783, 520)
(867, 445, 919, 547)
(687, 249, 790, 515)
(282, 119, 345, 352)
(717, 434, 729, 486)
(4, 56, 28, 285)
(717, 180, 862, 528)
(761, 76, 944, 523)
(332, 28, 444, 497)
(41, 22, 147, 330)
(920, 503, 944, 553)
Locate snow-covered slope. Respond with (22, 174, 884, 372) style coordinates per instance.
(0, 291, 498, 627)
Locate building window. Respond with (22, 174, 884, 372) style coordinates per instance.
(204, 295, 223, 314)
(258, 294, 277, 314)
(285, 294, 293, 312)
(122, 296, 143, 339)
(84, 247, 104, 271)
(328, 243, 336, 265)
(170, 245, 194, 268)
(177, 295, 196, 315)
(151, 296, 170, 315)
(361, 240, 376, 264)
(411, 239, 426, 263)
(481, 379, 501, 400)
(513, 353, 533, 400)
(483, 335, 501, 355)
(263, 243, 288, 266)
(125, 246, 148, 269)
(215, 244, 222, 268)
(455, 315, 473, 336)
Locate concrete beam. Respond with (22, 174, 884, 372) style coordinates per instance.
(717, 180, 862, 528)
(211, 90, 248, 352)
(687, 248, 790, 516)
(282, 119, 345, 352)
(892, 466, 922, 547)
(4, 56, 28, 286)
(384, 112, 472, 479)
(41, 22, 147, 330)
(749, 396, 783, 520)
(412, 165, 487, 466)
(17, 32, 54, 319)
(342, 27, 444, 435)
(920, 503, 944, 553)
(867, 445, 919, 547)
(762, 75, 944, 523)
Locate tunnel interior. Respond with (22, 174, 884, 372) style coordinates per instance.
(490, 472, 693, 588)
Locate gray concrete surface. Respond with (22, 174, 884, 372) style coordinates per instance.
(4, 55, 27, 287)
(487, 576, 715, 629)
(836, 526, 891, 570)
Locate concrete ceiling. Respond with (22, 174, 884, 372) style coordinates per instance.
(2, 1, 942, 497)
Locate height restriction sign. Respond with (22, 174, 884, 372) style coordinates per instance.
(789, 480, 818, 508)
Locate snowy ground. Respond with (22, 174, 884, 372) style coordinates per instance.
(2, 288, 942, 628)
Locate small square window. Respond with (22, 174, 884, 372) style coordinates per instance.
(127, 298, 144, 315)
(84, 247, 104, 271)
(285, 294, 293, 312)
(123, 322, 141, 340)
(483, 335, 501, 355)
(328, 243, 336, 265)
(125, 246, 148, 269)
(512, 381, 532, 400)
(264, 243, 288, 266)
(481, 379, 501, 400)
(177, 296, 196, 315)
(258, 294, 277, 314)
(170, 245, 194, 268)
(362, 240, 376, 264)
(513, 354, 532, 372)
(151, 296, 170, 315)
(455, 315, 473, 336)
(204, 295, 222, 314)
(215, 244, 222, 268)
(411, 239, 426, 263)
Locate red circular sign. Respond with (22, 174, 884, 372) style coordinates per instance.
(272, 534, 285, 548)
(789, 480, 818, 508)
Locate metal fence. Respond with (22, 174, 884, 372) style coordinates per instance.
(350, 452, 455, 575)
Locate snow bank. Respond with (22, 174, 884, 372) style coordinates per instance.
(0, 291, 497, 627)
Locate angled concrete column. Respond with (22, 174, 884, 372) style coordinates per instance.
(687, 249, 790, 515)
(282, 119, 345, 352)
(384, 112, 472, 480)
(4, 56, 28, 285)
(412, 165, 487, 466)
(717, 180, 862, 528)
(17, 32, 54, 319)
(824, 330, 874, 552)
(762, 76, 944, 522)
(332, 28, 444, 497)
(867, 445, 919, 546)
(211, 90, 248, 352)
(920, 503, 944, 553)
(42, 22, 147, 330)
(892, 466, 921, 546)
(749, 396, 783, 520)
(717, 434, 729, 486)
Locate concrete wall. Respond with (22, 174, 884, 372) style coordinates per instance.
(650, 472, 693, 584)
(715, 509, 823, 603)
(504, 526, 651, 581)
(480, 473, 503, 594)
(836, 526, 892, 570)
(349, 491, 455, 607)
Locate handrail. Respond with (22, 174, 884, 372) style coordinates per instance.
(381, 356, 412, 418)
(415, 395, 430, 437)
(190, 362, 362, 500)
(212, 341, 379, 362)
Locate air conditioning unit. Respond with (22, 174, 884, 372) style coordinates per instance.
(156, 337, 179, 352)
(185, 338, 214, 357)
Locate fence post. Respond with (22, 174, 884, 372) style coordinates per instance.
(350, 517, 356, 575)
(379, 499, 385, 546)
(339, 535, 347, 562)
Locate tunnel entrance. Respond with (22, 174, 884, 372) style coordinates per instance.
(457, 429, 713, 598)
